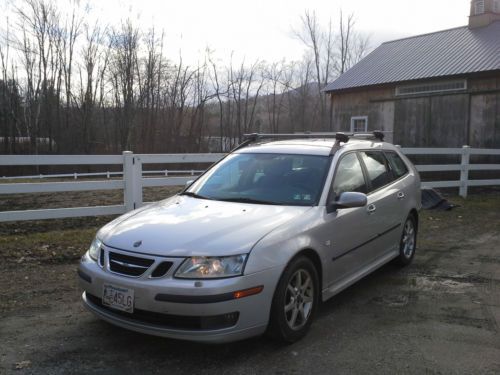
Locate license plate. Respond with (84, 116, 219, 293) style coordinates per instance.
(102, 284, 134, 313)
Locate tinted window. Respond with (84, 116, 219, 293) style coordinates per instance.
(332, 153, 367, 196)
(360, 151, 392, 191)
(385, 152, 408, 179)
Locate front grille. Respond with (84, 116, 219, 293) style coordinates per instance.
(108, 251, 154, 277)
(150, 261, 173, 278)
(99, 248, 105, 267)
(86, 293, 239, 330)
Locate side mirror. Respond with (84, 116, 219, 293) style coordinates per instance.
(327, 192, 367, 213)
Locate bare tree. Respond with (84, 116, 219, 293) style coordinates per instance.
(109, 19, 140, 151)
(208, 51, 226, 152)
(188, 58, 213, 151)
(0, 17, 22, 154)
(294, 11, 330, 129)
(0, 1, 372, 158)
(74, 21, 108, 153)
(286, 58, 317, 132)
(336, 11, 369, 75)
(61, 2, 83, 131)
(263, 60, 294, 133)
(294, 9, 370, 130)
(136, 28, 164, 152)
(14, 0, 58, 153)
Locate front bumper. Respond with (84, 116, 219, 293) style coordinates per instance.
(78, 250, 283, 343)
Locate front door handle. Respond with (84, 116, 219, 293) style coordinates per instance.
(397, 191, 405, 200)
(367, 204, 377, 214)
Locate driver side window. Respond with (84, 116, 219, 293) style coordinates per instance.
(332, 153, 367, 197)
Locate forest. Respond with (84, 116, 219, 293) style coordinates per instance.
(0, 0, 369, 155)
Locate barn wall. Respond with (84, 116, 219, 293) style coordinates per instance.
(329, 74, 500, 147)
(393, 94, 469, 147)
(330, 87, 395, 142)
(469, 77, 500, 148)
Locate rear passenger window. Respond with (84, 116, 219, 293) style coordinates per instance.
(385, 152, 409, 179)
(332, 153, 367, 196)
(359, 151, 392, 191)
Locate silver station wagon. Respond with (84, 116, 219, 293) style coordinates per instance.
(78, 132, 421, 343)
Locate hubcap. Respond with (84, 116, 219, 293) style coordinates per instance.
(284, 269, 314, 331)
(402, 220, 416, 258)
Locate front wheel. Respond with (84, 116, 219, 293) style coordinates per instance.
(395, 215, 417, 266)
(267, 256, 319, 343)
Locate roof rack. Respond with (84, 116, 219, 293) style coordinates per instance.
(238, 131, 386, 154)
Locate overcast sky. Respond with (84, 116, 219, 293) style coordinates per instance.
(2, 0, 472, 64)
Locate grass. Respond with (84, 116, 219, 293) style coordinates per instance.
(0, 185, 180, 265)
(418, 193, 500, 250)
(1, 191, 499, 266)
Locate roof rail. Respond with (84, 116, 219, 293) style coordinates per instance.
(242, 132, 341, 141)
(240, 131, 385, 150)
(352, 131, 385, 141)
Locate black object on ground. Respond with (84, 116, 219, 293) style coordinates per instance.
(421, 188, 458, 210)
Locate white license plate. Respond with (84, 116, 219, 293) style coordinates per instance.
(102, 284, 134, 313)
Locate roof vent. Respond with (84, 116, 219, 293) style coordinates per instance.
(395, 80, 467, 96)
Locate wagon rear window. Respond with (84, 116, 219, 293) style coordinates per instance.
(359, 151, 392, 191)
(385, 152, 409, 179)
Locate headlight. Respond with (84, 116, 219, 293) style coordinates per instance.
(88, 238, 102, 261)
(175, 254, 247, 279)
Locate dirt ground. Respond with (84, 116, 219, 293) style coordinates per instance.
(0, 191, 499, 374)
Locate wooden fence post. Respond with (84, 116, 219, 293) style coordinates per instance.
(123, 151, 143, 211)
(459, 145, 471, 198)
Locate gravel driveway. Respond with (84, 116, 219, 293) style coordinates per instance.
(1, 193, 499, 374)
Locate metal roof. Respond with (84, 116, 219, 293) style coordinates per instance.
(324, 21, 500, 92)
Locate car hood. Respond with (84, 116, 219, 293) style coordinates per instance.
(98, 195, 312, 256)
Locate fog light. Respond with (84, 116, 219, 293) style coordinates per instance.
(200, 312, 239, 330)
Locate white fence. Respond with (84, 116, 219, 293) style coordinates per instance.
(401, 146, 500, 197)
(0, 152, 224, 222)
(0, 146, 499, 222)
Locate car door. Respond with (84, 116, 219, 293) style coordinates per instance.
(358, 150, 402, 258)
(384, 151, 412, 224)
(312, 152, 378, 286)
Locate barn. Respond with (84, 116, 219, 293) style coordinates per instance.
(324, 0, 500, 147)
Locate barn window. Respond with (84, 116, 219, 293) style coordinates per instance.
(350, 116, 368, 133)
(395, 80, 467, 96)
(474, 0, 485, 14)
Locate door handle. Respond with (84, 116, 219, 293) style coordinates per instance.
(397, 191, 405, 200)
(367, 204, 377, 214)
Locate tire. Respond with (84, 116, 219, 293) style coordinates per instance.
(267, 256, 319, 343)
(394, 214, 417, 266)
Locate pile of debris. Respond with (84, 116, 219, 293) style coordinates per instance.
(421, 188, 457, 210)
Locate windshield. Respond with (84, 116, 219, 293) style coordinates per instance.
(184, 153, 330, 206)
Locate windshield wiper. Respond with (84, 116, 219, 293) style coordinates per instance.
(180, 191, 212, 200)
(218, 197, 283, 205)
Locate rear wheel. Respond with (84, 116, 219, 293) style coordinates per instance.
(395, 215, 417, 266)
(267, 256, 319, 343)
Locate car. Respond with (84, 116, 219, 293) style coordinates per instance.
(78, 132, 421, 343)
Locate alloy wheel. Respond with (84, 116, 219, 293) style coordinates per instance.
(402, 219, 416, 258)
(284, 269, 314, 331)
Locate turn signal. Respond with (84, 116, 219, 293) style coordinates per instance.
(233, 286, 264, 299)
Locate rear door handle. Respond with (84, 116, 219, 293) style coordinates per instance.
(397, 191, 405, 200)
(367, 204, 377, 214)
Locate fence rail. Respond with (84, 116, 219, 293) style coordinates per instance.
(0, 151, 224, 222)
(400, 145, 500, 197)
(1, 146, 499, 222)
